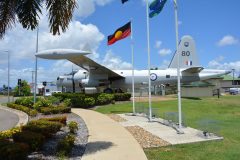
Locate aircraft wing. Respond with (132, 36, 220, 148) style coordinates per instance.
(67, 55, 124, 80)
(182, 67, 204, 74)
(36, 49, 124, 80)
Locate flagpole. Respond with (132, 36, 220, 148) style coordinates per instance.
(146, 0, 152, 121)
(130, 19, 135, 115)
(34, 27, 39, 103)
(174, 0, 183, 133)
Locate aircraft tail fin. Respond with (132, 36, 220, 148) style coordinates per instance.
(168, 35, 200, 68)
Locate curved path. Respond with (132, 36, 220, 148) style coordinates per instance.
(72, 109, 148, 160)
(0, 106, 28, 131)
(0, 108, 19, 131)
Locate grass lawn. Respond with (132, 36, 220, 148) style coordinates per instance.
(95, 95, 240, 160)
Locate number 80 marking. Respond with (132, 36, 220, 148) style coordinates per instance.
(182, 51, 190, 56)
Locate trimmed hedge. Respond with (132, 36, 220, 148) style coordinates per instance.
(39, 116, 67, 125)
(13, 131, 45, 151)
(114, 93, 131, 101)
(39, 106, 71, 115)
(0, 127, 21, 140)
(15, 97, 34, 108)
(0, 140, 29, 160)
(52, 92, 130, 108)
(22, 120, 63, 137)
(7, 103, 38, 116)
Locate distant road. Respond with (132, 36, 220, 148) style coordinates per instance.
(0, 108, 19, 131)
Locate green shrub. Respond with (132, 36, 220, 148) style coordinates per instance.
(39, 106, 71, 115)
(13, 131, 45, 151)
(46, 96, 61, 105)
(63, 98, 72, 107)
(0, 127, 21, 140)
(84, 97, 95, 107)
(68, 121, 78, 134)
(96, 93, 114, 105)
(39, 116, 67, 125)
(22, 120, 63, 137)
(114, 93, 131, 101)
(33, 98, 52, 110)
(15, 97, 34, 108)
(7, 103, 38, 116)
(57, 134, 75, 156)
(0, 140, 29, 160)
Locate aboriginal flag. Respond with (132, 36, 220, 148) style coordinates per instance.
(108, 22, 131, 45)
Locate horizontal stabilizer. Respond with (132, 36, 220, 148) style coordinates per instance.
(182, 67, 204, 74)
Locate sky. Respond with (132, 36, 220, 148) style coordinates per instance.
(0, 0, 240, 87)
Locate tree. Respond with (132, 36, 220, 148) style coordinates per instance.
(14, 80, 31, 96)
(0, 0, 77, 39)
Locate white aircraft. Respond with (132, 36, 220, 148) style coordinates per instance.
(36, 35, 231, 93)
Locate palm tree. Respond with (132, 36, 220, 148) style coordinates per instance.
(0, 0, 77, 39)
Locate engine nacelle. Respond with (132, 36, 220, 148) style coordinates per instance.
(81, 79, 99, 87)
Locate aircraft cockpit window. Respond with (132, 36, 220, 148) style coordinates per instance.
(57, 77, 60, 80)
(166, 75, 170, 78)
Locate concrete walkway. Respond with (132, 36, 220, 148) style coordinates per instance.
(72, 109, 148, 160)
(119, 114, 223, 145)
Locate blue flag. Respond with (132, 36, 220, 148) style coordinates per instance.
(121, 0, 129, 4)
(149, 0, 167, 18)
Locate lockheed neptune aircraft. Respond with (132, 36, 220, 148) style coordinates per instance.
(36, 35, 231, 93)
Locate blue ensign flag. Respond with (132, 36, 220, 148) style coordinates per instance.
(149, 0, 167, 18)
(121, 0, 129, 4)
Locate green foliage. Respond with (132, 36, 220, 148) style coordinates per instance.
(84, 97, 95, 107)
(57, 134, 75, 156)
(63, 98, 72, 107)
(114, 93, 131, 101)
(39, 116, 67, 125)
(46, 96, 61, 105)
(39, 106, 71, 115)
(68, 121, 78, 134)
(33, 98, 52, 110)
(22, 120, 63, 137)
(0, 127, 21, 140)
(0, 140, 29, 160)
(13, 131, 45, 151)
(53, 93, 130, 108)
(15, 97, 34, 108)
(7, 103, 38, 116)
(14, 80, 31, 96)
(96, 93, 114, 105)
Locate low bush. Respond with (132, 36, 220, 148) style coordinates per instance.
(33, 98, 52, 110)
(84, 97, 95, 107)
(22, 120, 63, 137)
(7, 103, 38, 116)
(96, 93, 114, 105)
(63, 98, 72, 107)
(13, 131, 45, 151)
(39, 106, 71, 115)
(15, 97, 34, 108)
(45, 96, 61, 105)
(0, 127, 21, 140)
(57, 134, 75, 156)
(0, 140, 29, 160)
(114, 93, 131, 101)
(39, 116, 67, 125)
(68, 121, 78, 134)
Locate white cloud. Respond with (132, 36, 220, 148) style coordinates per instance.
(217, 35, 239, 47)
(102, 50, 132, 70)
(155, 40, 162, 49)
(158, 49, 171, 56)
(74, 0, 114, 18)
(208, 56, 240, 75)
(158, 60, 170, 69)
